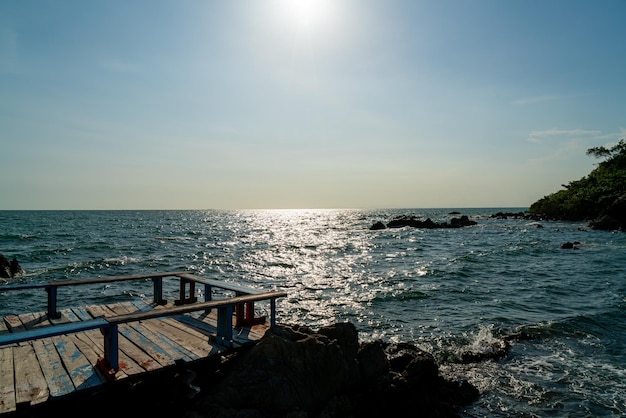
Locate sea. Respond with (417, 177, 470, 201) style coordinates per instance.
(1, 208, 625, 417)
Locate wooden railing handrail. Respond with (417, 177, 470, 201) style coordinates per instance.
(0, 271, 188, 291)
(107, 291, 286, 324)
(0, 287, 287, 377)
(0, 272, 269, 320)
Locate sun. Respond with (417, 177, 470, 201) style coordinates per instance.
(275, 0, 337, 33)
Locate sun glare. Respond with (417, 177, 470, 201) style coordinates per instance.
(273, 0, 338, 35)
(284, 0, 332, 27)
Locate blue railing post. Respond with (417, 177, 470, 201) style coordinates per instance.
(102, 323, 119, 372)
(216, 305, 233, 347)
(204, 283, 212, 313)
(46, 286, 61, 319)
(152, 277, 166, 305)
(270, 297, 277, 326)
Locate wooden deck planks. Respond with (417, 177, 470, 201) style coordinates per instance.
(13, 343, 49, 406)
(31, 338, 75, 398)
(0, 347, 15, 414)
(0, 300, 272, 414)
(50, 335, 103, 391)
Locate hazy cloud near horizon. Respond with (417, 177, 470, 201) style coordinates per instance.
(1, 0, 625, 210)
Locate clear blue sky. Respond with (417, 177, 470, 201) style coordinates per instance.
(1, 0, 625, 210)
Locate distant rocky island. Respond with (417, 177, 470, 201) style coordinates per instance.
(528, 139, 626, 231)
(370, 214, 477, 230)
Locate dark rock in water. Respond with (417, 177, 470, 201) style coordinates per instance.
(450, 215, 478, 227)
(561, 241, 581, 249)
(369, 221, 386, 230)
(200, 323, 479, 417)
(0, 253, 24, 279)
(458, 339, 511, 364)
(383, 214, 477, 229)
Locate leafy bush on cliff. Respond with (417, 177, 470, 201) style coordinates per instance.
(529, 139, 626, 221)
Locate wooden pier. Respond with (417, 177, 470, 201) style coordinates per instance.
(0, 272, 286, 415)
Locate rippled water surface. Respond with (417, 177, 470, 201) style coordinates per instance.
(1, 209, 625, 417)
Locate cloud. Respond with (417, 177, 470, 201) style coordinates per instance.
(511, 94, 585, 105)
(527, 129, 601, 143)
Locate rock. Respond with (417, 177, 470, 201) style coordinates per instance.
(561, 241, 581, 249)
(450, 215, 478, 227)
(357, 341, 389, 385)
(205, 323, 362, 416)
(383, 215, 477, 229)
(197, 323, 479, 417)
(589, 195, 626, 231)
(369, 221, 386, 230)
(0, 254, 23, 279)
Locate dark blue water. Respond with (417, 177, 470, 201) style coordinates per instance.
(1, 209, 625, 417)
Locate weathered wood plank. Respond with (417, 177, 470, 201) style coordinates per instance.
(90, 304, 174, 369)
(137, 318, 202, 360)
(18, 312, 52, 330)
(13, 343, 49, 406)
(70, 306, 95, 321)
(31, 338, 75, 398)
(109, 303, 198, 362)
(51, 336, 102, 391)
(129, 301, 224, 358)
(4, 315, 24, 333)
(0, 347, 16, 413)
(85, 304, 162, 372)
(0, 318, 9, 335)
(145, 318, 214, 358)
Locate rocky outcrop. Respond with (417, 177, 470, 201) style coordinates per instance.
(589, 194, 626, 231)
(0, 253, 23, 279)
(370, 215, 477, 230)
(22, 322, 480, 418)
(198, 323, 479, 417)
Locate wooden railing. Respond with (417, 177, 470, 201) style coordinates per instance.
(0, 272, 286, 376)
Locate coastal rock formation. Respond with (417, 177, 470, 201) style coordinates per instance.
(23, 322, 480, 418)
(198, 322, 479, 417)
(0, 253, 23, 279)
(370, 215, 477, 230)
(589, 194, 626, 231)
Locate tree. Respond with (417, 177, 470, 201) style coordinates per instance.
(528, 138, 626, 221)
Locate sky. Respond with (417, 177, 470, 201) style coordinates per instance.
(1, 0, 625, 210)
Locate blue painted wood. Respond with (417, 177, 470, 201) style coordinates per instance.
(116, 325, 175, 367)
(126, 321, 196, 362)
(46, 286, 60, 319)
(152, 277, 166, 305)
(0, 318, 109, 347)
(216, 305, 234, 347)
(52, 337, 102, 390)
(102, 324, 119, 372)
(33, 338, 75, 397)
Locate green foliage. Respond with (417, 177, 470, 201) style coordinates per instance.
(529, 139, 626, 220)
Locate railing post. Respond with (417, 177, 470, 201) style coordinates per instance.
(46, 286, 61, 319)
(175, 278, 197, 305)
(204, 283, 212, 313)
(216, 305, 233, 347)
(98, 323, 119, 379)
(234, 291, 244, 324)
(270, 298, 277, 327)
(152, 277, 166, 305)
